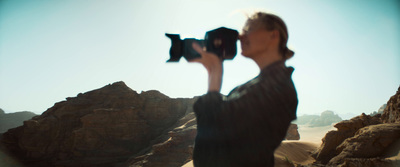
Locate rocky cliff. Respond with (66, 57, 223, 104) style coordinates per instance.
(0, 81, 300, 167)
(0, 82, 196, 167)
(382, 87, 400, 123)
(311, 86, 400, 167)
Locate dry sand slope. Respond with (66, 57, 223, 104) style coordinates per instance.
(182, 125, 335, 167)
(297, 125, 336, 144)
(274, 141, 318, 166)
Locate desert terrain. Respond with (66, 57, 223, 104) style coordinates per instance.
(1, 83, 399, 167)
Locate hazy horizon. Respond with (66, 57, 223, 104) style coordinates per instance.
(1, 0, 399, 119)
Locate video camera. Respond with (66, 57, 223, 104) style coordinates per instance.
(165, 27, 239, 62)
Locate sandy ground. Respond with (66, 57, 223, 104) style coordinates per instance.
(297, 125, 336, 144)
(182, 125, 336, 167)
(274, 141, 318, 166)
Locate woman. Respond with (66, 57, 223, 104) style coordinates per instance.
(191, 12, 298, 167)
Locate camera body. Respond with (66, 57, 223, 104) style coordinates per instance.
(165, 27, 239, 62)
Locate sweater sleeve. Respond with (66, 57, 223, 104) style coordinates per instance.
(193, 91, 225, 141)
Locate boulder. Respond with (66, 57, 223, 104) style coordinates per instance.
(312, 113, 381, 164)
(328, 123, 400, 166)
(285, 123, 300, 140)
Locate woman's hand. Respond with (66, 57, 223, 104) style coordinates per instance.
(190, 42, 222, 72)
(190, 42, 223, 93)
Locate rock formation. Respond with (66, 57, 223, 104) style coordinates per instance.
(0, 109, 37, 133)
(328, 123, 400, 166)
(311, 86, 400, 167)
(382, 87, 400, 123)
(0, 81, 300, 167)
(285, 123, 300, 140)
(0, 82, 196, 167)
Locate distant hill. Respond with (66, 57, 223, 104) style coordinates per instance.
(0, 108, 37, 133)
(294, 110, 342, 127)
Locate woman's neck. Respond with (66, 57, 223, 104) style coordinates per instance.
(252, 50, 283, 70)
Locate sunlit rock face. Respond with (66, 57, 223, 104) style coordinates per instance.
(312, 86, 400, 167)
(327, 123, 400, 166)
(0, 81, 195, 167)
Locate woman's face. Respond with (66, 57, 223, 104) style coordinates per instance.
(239, 22, 274, 58)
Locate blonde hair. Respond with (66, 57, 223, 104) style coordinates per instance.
(246, 12, 294, 59)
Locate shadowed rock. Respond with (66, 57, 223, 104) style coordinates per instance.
(285, 123, 300, 140)
(312, 86, 400, 167)
(129, 112, 197, 167)
(0, 81, 195, 167)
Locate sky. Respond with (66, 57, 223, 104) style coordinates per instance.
(0, 0, 399, 119)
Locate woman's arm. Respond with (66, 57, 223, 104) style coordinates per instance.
(191, 42, 223, 93)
